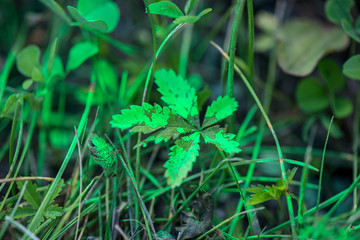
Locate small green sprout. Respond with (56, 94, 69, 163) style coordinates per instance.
(88, 134, 118, 177)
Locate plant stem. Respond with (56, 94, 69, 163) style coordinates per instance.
(211, 41, 297, 237)
(227, 0, 245, 98)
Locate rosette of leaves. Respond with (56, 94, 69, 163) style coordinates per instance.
(111, 69, 240, 187)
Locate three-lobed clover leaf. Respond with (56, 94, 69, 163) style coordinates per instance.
(111, 69, 240, 187)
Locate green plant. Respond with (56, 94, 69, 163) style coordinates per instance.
(111, 69, 240, 187)
(245, 168, 297, 206)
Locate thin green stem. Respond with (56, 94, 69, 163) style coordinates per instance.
(316, 116, 333, 215)
(0, 26, 26, 110)
(211, 41, 297, 237)
(227, 0, 245, 98)
(353, 91, 360, 210)
(25, 78, 94, 235)
(298, 127, 316, 228)
(229, 46, 277, 235)
(246, 0, 254, 82)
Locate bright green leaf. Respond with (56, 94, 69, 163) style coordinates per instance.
(296, 77, 329, 113)
(332, 96, 353, 118)
(17, 181, 41, 209)
(165, 132, 200, 187)
(22, 79, 33, 90)
(343, 54, 360, 80)
(202, 126, 241, 155)
(31, 64, 44, 82)
(75, 0, 120, 32)
(97, 59, 118, 92)
(246, 185, 280, 205)
(277, 19, 349, 76)
(136, 112, 194, 147)
(1, 94, 20, 116)
(47, 38, 58, 74)
(147, 1, 184, 18)
(317, 58, 345, 92)
(68, 6, 108, 32)
(203, 95, 238, 128)
(173, 8, 211, 24)
(173, 16, 199, 24)
(16, 45, 41, 77)
(66, 41, 99, 72)
(154, 69, 200, 125)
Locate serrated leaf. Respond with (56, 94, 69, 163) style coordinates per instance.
(203, 95, 238, 128)
(147, 1, 184, 18)
(17, 181, 41, 209)
(12, 206, 37, 219)
(136, 113, 194, 147)
(154, 69, 200, 125)
(246, 185, 279, 205)
(165, 132, 200, 187)
(88, 134, 118, 177)
(202, 126, 241, 155)
(66, 41, 99, 72)
(276, 167, 298, 189)
(112, 103, 172, 129)
(44, 179, 64, 208)
(44, 205, 63, 220)
(16, 45, 41, 77)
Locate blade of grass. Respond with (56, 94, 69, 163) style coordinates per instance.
(316, 116, 333, 215)
(353, 92, 360, 210)
(227, 0, 245, 98)
(24, 78, 95, 236)
(264, 186, 355, 234)
(0, 26, 26, 110)
(297, 126, 316, 228)
(246, 0, 254, 82)
(211, 40, 297, 237)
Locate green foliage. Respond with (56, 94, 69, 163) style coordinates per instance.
(343, 55, 360, 80)
(66, 41, 99, 72)
(277, 19, 349, 76)
(16, 45, 44, 84)
(148, 1, 184, 18)
(296, 58, 353, 119)
(296, 77, 329, 113)
(1, 180, 65, 228)
(111, 69, 240, 187)
(246, 168, 297, 205)
(68, 0, 120, 33)
(147, 1, 211, 25)
(325, 0, 360, 42)
(88, 134, 118, 177)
